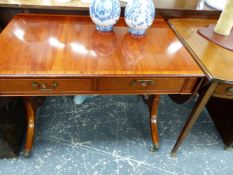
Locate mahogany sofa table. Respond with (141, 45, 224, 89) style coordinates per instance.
(169, 19, 233, 156)
(0, 14, 203, 156)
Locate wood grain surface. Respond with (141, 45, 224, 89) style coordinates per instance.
(169, 18, 233, 83)
(0, 14, 203, 78)
(198, 24, 233, 51)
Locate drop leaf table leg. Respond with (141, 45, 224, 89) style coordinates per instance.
(171, 82, 218, 157)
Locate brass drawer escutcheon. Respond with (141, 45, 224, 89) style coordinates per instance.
(130, 80, 155, 87)
(32, 82, 59, 91)
(226, 87, 233, 95)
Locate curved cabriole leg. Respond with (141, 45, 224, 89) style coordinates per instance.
(150, 95, 160, 151)
(23, 97, 44, 157)
(23, 98, 35, 157)
(142, 95, 160, 152)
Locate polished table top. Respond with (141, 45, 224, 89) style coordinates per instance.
(169, 19, 233, 83)
(0, 14, 203, 78)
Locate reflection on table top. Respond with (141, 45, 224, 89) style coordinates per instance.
(0, 0, 214, 10)
(0, 14, 203, 77)
(169, 19, 233, 83)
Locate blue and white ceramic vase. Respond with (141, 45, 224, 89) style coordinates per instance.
(89, 0, 121, 32)
(125, 0, 155, 36)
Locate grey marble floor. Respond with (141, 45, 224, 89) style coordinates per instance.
(0, 95, 232, 175)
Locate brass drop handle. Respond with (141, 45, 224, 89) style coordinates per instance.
(32, 82, 59, 91)
(130, 80, 155, 87)
(226, 87, 233, 95)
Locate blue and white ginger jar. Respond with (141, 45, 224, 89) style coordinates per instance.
(90, 0, 121, 32)
(125, 0, 155, 36)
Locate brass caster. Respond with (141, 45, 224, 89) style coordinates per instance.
(224, 146, 230, 151)
(170, 152, 176, 158)
(150, 144, 159, 152)
(24, 150, 30, 157)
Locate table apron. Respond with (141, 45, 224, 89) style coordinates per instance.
(0, 77, 198, 96)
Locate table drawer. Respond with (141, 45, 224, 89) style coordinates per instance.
(214, 83, 233, 98)
(98, 78, 195, 93)
(0, 79, 93, 95)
